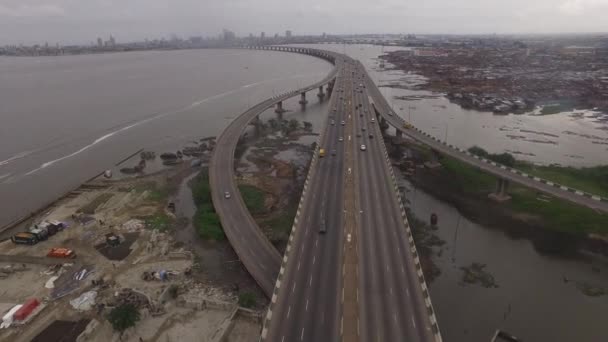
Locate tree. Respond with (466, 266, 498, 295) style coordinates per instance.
(107, 304, 140, 336)
(268, 118, 279, 130)
(238, 292, 256, 308)
(287, 119, 300, 133)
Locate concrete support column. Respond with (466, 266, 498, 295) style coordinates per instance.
(489, 178, 511, 202)
(275, 101, 285, 114)
(317, 86, 325, 100)
(299, 92, 308, 105)
(396, 129, 403, 137)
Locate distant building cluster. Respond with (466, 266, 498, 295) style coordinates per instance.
(0, 29, 343, 57)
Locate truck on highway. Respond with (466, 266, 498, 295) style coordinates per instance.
(319, 149, 326, 157)
(403, 122, 413, 129)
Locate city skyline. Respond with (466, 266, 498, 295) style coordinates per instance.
(1, 0, 608, 45)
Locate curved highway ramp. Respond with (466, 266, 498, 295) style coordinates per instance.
(209, 47, 338, 297)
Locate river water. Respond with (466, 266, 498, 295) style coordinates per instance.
(0, 49, 331, 227)
(2, 45, 607, 341)
(296, 44, 608, 167)
(298, 44, 608, 341)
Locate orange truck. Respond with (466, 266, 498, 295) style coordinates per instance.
(47, 248, 76, 259)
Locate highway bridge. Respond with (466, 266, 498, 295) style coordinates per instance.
(210, 45, 607, 342)
(209, 47, 339, 297)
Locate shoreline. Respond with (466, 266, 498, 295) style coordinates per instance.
(385, 136, 608, 257)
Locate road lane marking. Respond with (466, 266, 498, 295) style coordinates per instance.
(309, 275, 313, 286)
(412, 317, 417, 328)
(313, 256, 316, 265)
(306, 299, 309, 312)
(292, 283, 296, 293)
(301, 328, 305, 341)
(287, 306, 291, 318)
(297, 261, 301, 270)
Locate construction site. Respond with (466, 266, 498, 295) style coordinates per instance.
(0, 146, 262, 342)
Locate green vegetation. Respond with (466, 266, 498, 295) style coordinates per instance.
(107, 304, 140, 335)
(440, 156, 496, 193)
(238, 292, 256, 308)
(468, 145, 608, 198)
(133, 181, 170, 202)
(191, 169, 225, 241)
(516, 163, 608, 198)
(508, 187, 608, 234)
(540, 103, 573, 115)
(439, 155, 608, 234)
(78, 193, 114, 214)
(263, 206, 297, 239)
(467, 146, 516, 167)
(145, 212, 172, 231)
(239, 185, 267, 215)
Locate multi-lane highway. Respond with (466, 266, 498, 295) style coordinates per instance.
(264, 58, 350, 342)
(352, 65, 437, 342)
(213, 45, 606, 342)
(262, 54, 440, 342)
(209, 48, 338, 297)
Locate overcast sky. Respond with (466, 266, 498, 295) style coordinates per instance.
(1, 0, 608, 45)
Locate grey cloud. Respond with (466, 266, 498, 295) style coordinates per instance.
(0, 0, 607, 45)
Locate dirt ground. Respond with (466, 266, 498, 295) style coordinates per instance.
(0, 167, 261, 342)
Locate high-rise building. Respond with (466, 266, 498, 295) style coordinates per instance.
(261, 32, 265, 39)
(97, 37, 103, 47)
(285, 30, 292, 38)
(109, 35, 116, 46)
(222, 29, 235, 41)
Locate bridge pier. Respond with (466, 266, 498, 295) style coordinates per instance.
(396, 128, 403, 137)
(317, 86, 325, 100)
(275, 101, 286, 114)
(299, 92, 308, 105)
(489, 178, 511, 202)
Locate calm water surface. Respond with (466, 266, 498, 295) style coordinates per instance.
(0, 49, 331, 226)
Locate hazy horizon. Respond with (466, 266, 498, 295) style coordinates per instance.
(1, 0, 608, 45)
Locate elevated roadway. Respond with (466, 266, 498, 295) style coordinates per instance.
(209, 47, 339, 297)
(361, 62, 608, 213)
(262, 53, 441, 342)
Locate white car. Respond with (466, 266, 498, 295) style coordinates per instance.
(360, 144, 367, 151)
(224, 191, 231, 199)
(341, 120, 345, 126)
(371, 118, 375, 123)
(339, 137, 344, 142)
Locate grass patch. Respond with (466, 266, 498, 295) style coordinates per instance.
(133, 181, 170, 202)
(191, 168, 225, 241)
(440, 156, 496, 193)
(78, 193, 114, 214)
(145, 212, 172, 231)
(262, 206, 297, 239)
(439, 156, 608, 235)
(239, 185, 267, 215)
(516, 163, 608, 198)
(539, 103, 573, 115)
(508, 187, 608, 234)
